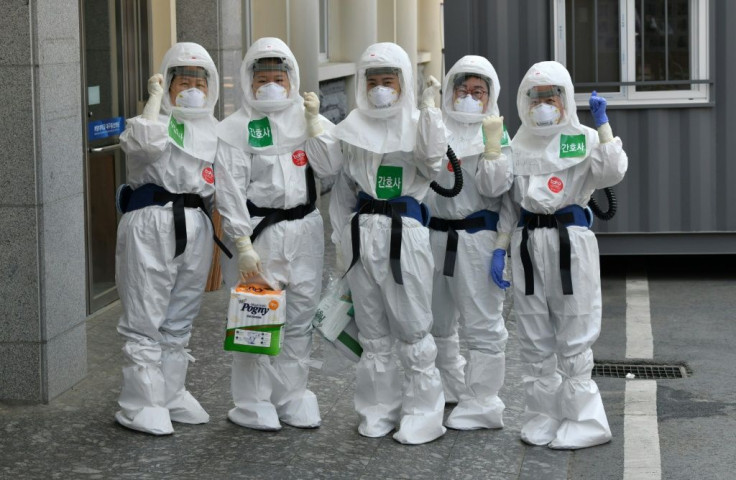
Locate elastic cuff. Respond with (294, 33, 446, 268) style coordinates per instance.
(483, 149, 501, 160)
(494, 232, 511, 250)
(597, 122, 614, 144)
(306, 116, 324, 137)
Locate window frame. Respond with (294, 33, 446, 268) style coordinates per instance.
(318, 0, 329, 63)
(552, 0, 711, 107)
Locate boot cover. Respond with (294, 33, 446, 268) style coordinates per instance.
(272, 334, 321, 428)
(520, 355, 562, 445)
(446, 350, 505, 430)
(548, 351, 611, 449)
(229, 352, 281, 431)
(446, 396, 505, 430)
(433, 333, 467, 404)
(115, 408, 173, 436)
(354, 335, 401, 438)
(392, 336, 447, 445)
(116, 340, 173, 435)
(161, 345, 209, 424)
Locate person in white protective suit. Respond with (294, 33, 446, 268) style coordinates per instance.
(115, 42, 226, 435)
(422, 55, 513, 430)
(327, 42, 448, 445)
(492, 61, 627, 449)
(214, 37, 340, 431)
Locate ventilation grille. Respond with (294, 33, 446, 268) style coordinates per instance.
(593, 362, 688, 379)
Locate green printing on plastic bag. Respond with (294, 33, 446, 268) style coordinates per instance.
(224, 323, 284, 355)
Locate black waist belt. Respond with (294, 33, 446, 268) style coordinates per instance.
(518, 205, 588, 296)
(119, 183, 232, 259)
(428, 209, 499, 277)
(347, 192, 428, 285)
(246, 165, 317, 243)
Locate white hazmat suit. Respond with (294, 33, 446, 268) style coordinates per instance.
(328, 43, 448, 445)
(214, 37, 340, 431)
(116, 42, 221, 435)
(500, 61, 627, 449)
(423, 55, 512, 430)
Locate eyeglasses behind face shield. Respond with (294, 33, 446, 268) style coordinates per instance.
(453, 74, 490, 100)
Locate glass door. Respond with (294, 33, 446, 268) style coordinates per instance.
(81, 0, 149, 313)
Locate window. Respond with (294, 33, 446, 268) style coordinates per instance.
(553, 0, 710, 106)
(319, 0, 329, 63)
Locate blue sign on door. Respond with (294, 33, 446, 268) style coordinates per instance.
(88, 116, 125, 141)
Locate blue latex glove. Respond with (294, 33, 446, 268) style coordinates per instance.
(491, 248, 510, 290)
(589, 90, 608, 128)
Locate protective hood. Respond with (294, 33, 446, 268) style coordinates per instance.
(442, 55, 501, 157)
(332, 42, 418, 153)
(511, 61, 594, 175)
(217, 37, 310, 154)
(158, 42, 219, 163)
(160, 42, 219, 120)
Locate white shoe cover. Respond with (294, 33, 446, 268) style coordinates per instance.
(115, 407, 173, 435)
(548, 419, 612, 449)
(230, 353, 281, 430)
(433, 333, 467, 405)
(445, 396, 505, 430)
(445, 350, 506, 430)
(393, 412, 446, 445)
(392, 336, 447, 445)
(161, 345, 209, 424)
(116, 341, 173, 435)
(278, 390, 321, 428)
(227, 404, 281, 431)
(520, 355, 561, 445)
(520, 413, 561, 446)
(547, 350, 611, 449)
(168, 390, 210, 424)
(272, 335, 321, 428)
(355, 335, 401, 438)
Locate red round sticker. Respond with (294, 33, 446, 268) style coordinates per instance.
(202, 167, 215, 184)
(548, 176, 563, 193)
(292, 150, 308, 167)
(447, 158, 462, 172)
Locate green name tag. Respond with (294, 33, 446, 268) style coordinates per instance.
(560, 134, 586, 158)
(481, 123, 510, 147)
(375, 165, 403, 200)
(248, 117, 273, 147)
(168, 116, 185, 147)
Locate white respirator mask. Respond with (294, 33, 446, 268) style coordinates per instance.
(454, 95, 485, 114)
(175, 88, 207, 108)
(529, 103, 562, 127)
(367, 86, 399, 109)
(255, 82, 288, 101)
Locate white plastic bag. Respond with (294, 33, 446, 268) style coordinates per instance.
(313, 277, 362, 363)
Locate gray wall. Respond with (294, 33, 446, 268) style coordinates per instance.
(0, 1, 87, 402)
(444, 0, 736, 254)
(176, 0, 245, 119)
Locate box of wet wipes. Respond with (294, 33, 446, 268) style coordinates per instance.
(224, 283, 286, 355)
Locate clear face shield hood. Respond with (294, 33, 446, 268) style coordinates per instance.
(160, 43, 219, 119)
(442, 56, 501, 124)
(241, 38, 301, 114)
(516, 61, 580, 136)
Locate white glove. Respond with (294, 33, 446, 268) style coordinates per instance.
(236, 236, 262, 281)
(482, 115, 504, 158)
(303, 91, 324, 137)
(142, 74, 164, 121)
(419, 75, 441, 110)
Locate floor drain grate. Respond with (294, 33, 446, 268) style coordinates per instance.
(593, 362, 688, 379)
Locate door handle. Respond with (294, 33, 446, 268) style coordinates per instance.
(89, 143, 121, 154)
